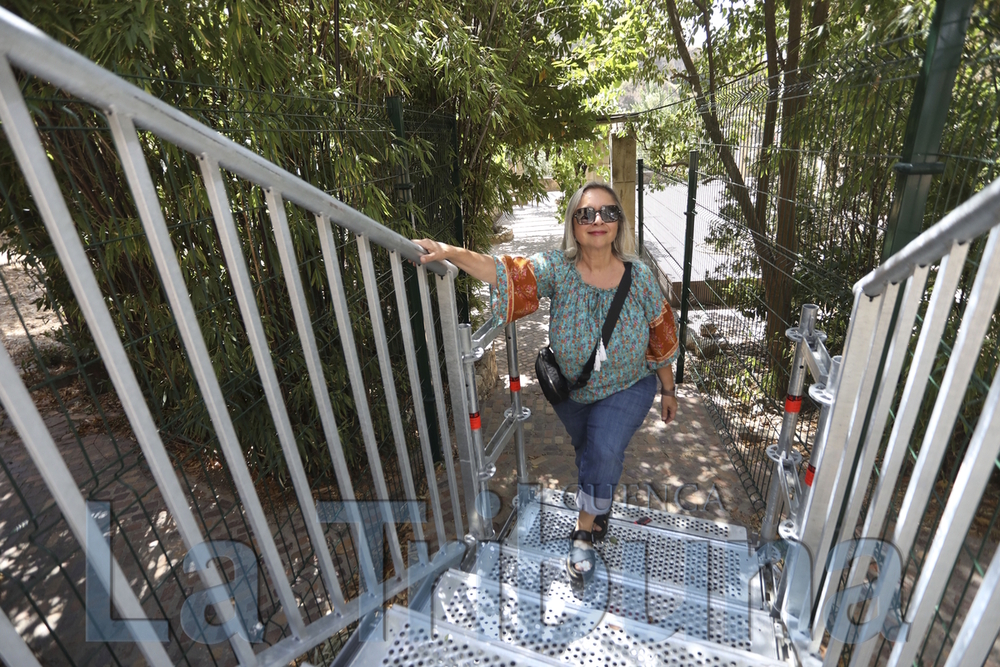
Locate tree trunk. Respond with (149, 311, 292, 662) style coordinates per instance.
(765, 0, 828, 398)
(762, 0, 802, 397)
(664, 0, 828, 399)
(663, 0, 776, 274)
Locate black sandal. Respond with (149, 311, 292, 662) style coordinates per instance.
(566, 529, 596, 583)
(591, 511, 611, 544)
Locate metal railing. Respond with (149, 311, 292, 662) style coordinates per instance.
(469, 321, 531, 491)
(773, 176, 1000, 667)
(0, 9, 525, 666)
(636, 5, 998, 663)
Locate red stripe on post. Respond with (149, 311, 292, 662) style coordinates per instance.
(785, 395, 803, 414)
(805, 464, 816, 487)
(509, 377, 520, 392)
(469, 412, 481, 430)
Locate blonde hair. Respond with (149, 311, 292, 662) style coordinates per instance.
(561, 182, 637, 262)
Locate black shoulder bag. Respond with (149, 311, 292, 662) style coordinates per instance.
(534, 262, 632, 405)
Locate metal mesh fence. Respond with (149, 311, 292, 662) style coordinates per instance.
(864, 10, 1000, 666)
(639, 4, 999, 665)
(0, 76, 458, 666)
(641, 34, 926, 520)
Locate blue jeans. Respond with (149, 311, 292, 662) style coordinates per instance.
(552, 374, 657, 515)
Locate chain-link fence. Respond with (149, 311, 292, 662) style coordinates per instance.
(639, 3, 999, 665)
(0, 76, 459, 666)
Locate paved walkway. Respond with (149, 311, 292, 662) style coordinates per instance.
(473, 193, 757, 536)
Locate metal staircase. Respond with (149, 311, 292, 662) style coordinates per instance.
(3, 7, 1000, 667)
(336, 489, 790, 667)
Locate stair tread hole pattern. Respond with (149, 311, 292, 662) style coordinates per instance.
(510, 509, 749, 602)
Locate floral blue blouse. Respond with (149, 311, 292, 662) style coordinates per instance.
(491, 250, 678, 404)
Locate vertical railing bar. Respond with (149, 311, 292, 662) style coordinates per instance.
(112, 116, 288, 663)
(837, 267, 929, 528)
(677, 149, 698, 385)
(255, 188, 352, 608)
(809, 282, 898, 606)
(941, 538, 1000, 667)
(457, 323, 494, 541)
(313, 214, 385, 594)
(354, 234, 406, 576)
(109, 114, 305, 634)
(505, 323, 529, 486)
(436, 271, 483, 540)
(390, 251, 442, 554)
(818, 265, 930, 666)
(847, 241, 970, 667)
(889, 359, 1000, 667)
(637, 157, 644, 250)
(884, 226, 1000, 667)
(797, 291, 882, 600)
(199, 168, 344, 609)
(0, 62, 255, 664)
(889, 228, 1000, 554)
(417, 266, 464, 539)
(0, 346, 173, 667)
(0, 608, 43, 667)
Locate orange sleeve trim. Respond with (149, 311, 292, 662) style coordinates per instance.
(646, 301, 679, 364)
(500, 256, 540, 322)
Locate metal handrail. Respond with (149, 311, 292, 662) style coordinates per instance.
(0, 8, 470, 666)
(774, 174, 1000, 667)
(857, 176, 1000, 296)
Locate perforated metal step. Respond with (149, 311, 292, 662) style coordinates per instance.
(534, 488, 750, 542)
(428, 569, 788, 667)
(474, 543, 781, 658)
(338, 584, 787, 667)
(341, 605, 565, 667)
(507, 491, 766, 610)
(336, 493, 784, 667)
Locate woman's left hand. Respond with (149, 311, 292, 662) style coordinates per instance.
(661, 395, 678, 424)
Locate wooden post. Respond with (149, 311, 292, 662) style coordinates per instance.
(611, 131, 637, 249)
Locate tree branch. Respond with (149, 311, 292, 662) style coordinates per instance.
(693, 0, 718, 113)
(483, 0, 501, 44)
(663, 0, 772, 267)
(468, 92, 500, 167)
(754, 0, 781, 227)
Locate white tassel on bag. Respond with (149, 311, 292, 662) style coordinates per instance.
(593, 339, 607, 372)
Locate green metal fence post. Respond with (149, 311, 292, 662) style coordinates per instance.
(637, 158, 644, 251)
(676, 150, 698, 386)
(880, 0, 976, 259)
(388, 96, 443, 460)
(815, 0, 975, 589)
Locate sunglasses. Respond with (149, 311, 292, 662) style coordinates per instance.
(573, 205, 623, 225)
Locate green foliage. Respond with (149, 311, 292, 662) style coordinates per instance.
(628, 103, 700, 176)
(400, 1, 624, 243)
(627, 0, 998, 528)
(548, 138, 611, 221)
(0, 0, 641, 484)
(0, 81, 445, 485)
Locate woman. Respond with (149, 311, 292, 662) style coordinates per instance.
(415, 182, 679, 583)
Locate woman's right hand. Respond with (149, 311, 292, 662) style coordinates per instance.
(413, 238, 453, 264)
(412, 238, 498, 286)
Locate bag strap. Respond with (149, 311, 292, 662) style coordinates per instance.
(572, 262, 633, 389)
